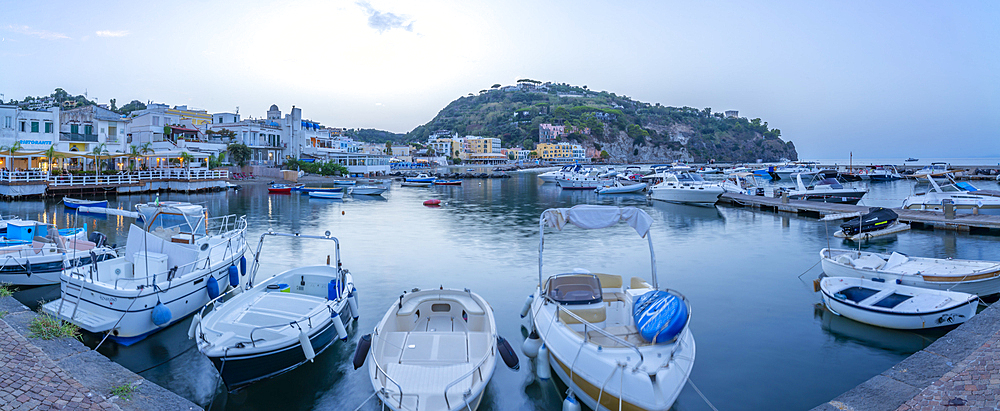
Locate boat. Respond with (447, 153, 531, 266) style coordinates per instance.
(595, 180, 647, 194)
(724, 166, 753, 175)
(433, 180, 463, 186)
(333, 180, 357, 186)
(819, 276, 978, 330)
(299, 187, 344, 194)
(836, 207, 899, 236)
(556, 168, 612, 190)
(721, 172, 766, 196)
(524, 205, 694, 411)
(787, 174, 868, 204)
(866, 165, 902, 181)
(362, 287, 506, 411)
(268, 184, 298, 194)
(309, 191, 344, 199)
(773, 163, 820, 181)
(405, 173, 437, 183)
(906, 158, 919, 162)
(901, 175, 1000, 215)
(64, 197, 109, 209)
(0, 221, 116, 286)
(647, 172, 724, 205)
(909, 162, 954, 178)
(350, 185, 388, 196)
(696, 166, 722, 174)
(192, 231, 357, 390)
(538, 165, 581, 183)
(401, 181, 432, 187)
(819, 248, 1000, 296)
(42, 201, 248, 345)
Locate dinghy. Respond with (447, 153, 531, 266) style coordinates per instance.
(401, 181, 432, 187)
(64, 197, 109, 209)
(309, 191, 344, 199)
(820, 248, 1000, 296)
(361, 287, 506, 411)
(193, 231, 357, 390)
(595, 180, 646, 194)
(820, 277, 978, 329)
(830, 208, 910, 240)
(524, 205, 694, 411)
(350, 185, 388, 196)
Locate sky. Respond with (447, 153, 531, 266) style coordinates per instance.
(1, 0, 997, 159)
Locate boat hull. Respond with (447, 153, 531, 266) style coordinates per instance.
(788, 191, 867, 204)
(309, 192, 344, 199)
(648, 187, 723, 205)
(596, 183, 647, 194)
(350, 186, 388, 195)
(65, 199, 109, 209)
(820, 251, 1000, 296)
(820, 280, 977, 330)
(268, 188, 292, 194)
(0, 250, 115, 286)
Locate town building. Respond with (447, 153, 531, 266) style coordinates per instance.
(536, 142, 585, 162)
(59, 105, 129, 159)
(0, 105, 60, 170)
(464, 136, 505, 164)
(725, 110, 739, 118)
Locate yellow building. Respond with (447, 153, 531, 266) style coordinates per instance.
(536, 142, 583, 160)
(166, 106, 212, 126)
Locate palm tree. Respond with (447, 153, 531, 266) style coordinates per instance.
(137, 142, 153, 171)
(127, 145, 142, 172)
(43, 145, 63, 174)
(1, 141, 22, 171)
(179, 151, 193, 177)
(91, 143, 108, 176)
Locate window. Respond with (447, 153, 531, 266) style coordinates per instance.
(31, 121, 39, 133)
(71, 124, 79, 134)
(85, 125, 93, 135)
(152, 116, 160, 126)
(20, 121, 26, 132)
(3, 116, 10, 128)
(45, 122, 52, 133)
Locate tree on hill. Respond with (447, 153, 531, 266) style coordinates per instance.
(491, 84, 501, 89)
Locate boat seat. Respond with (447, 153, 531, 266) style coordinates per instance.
(397, 293, 485, 317)
(593, 273, 622, 289)
(467, 332, 491, 360)
(399, 332, 469, 365)
(586, 324, 647, 346)
(603, 292, 626, 303)
(630, 277, 652, 289)
(558, 306, 607, 324)
(379, 332, 409, 363)
(853, 255, 886, 270)
(836, 255, 853, 266)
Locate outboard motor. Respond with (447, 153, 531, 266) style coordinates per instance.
(88, 231, 108, 248)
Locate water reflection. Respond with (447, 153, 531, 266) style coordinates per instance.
(813, 304, 942, 354)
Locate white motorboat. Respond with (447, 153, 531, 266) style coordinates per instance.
(820, 248, 1000, 296)
(406, 173, 437, 183)
(721, 172, 766, 196)
(595, 180, 647, 194)
(901, 175, 1000, 215)
(557, 169, 613, 190)
(1, 221, 116, 286)
(909, 162, 954, 178)
(773, 163, 820, 181)
(363, 287, 505, 411)
(309, 191, 344, 199)
(820, 277, 978, 330)
(538, 165, 577, 183)
(43, 201, 248, 345)
(525, 205, 695, 411)
(866, 165, 902, 181)
(787, 174, 868, 204)
(351, 185, 388, 196)
(193, 231, 357, 390)
(647, 172, 724, 205)
(724, 166, 753, 175)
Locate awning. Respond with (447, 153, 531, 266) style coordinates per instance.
(542, 205, 652, 238)
(143, 151, 211, 158)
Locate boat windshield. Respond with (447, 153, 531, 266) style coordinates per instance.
(546, 274, 602, 305)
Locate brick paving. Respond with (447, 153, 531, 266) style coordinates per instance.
(0, 318, 118, 411)
(899, 328, 1000, 411)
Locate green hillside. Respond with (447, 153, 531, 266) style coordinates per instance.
(405, 82, 797, 162)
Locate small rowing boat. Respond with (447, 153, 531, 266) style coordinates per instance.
(64, 197, 109, 209)
(820, 276, 978, 329)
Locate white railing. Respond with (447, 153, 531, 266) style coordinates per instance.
(1, 168, 229, 186)
(0, 170, 49, 183)
(48, 174, 139, 187)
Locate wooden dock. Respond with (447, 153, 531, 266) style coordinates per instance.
(719, 193, 1000, 233)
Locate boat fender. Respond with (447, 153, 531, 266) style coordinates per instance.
(152, 302, 172, 327)
(353, 334, 372, 370)
(328, 279, 340, 300)
(497, 336, 519, 370)
(347, 288, 360, 320)
(520, 294, 534, 318)
(522, 330, 541, 358)
(187, 313, 201, 340)
(423, 199, 441, 206)
(562, 392, 582, 411)
(228, 265, 239, 288)
(206, 276, 220, 300)
(332, 311, 348, 341)
(25, 261, 31, 276)
(536, 344, 551, 380)
(240, 256, 247, 277)
(299, 328, 316, 362)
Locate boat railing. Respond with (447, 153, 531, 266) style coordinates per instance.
(369, 330, 412, 410)
(66, 237, 240, 289)
(443, 336, 495, 409)
(205, 214, 247, 237)
(543, 295, 644, 370)
(245, 304, 335, 347)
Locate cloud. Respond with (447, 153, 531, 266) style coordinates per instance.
(356, 1, 414, 33)
(96, 30, 130, 38)
(5, 25, 69, 40)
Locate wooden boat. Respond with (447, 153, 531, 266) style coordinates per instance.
(401, 181, 432, 187)
(333, 180, 356, 186)
(363, 288, 501, 410)
(525, 205, 694, 411)
(299, 187, 344, 194)
(405, 173, 437, 183)
(433, 180, 463, 186)
(309, 191, 344, 199)
(350, 185, 388, 196)
(64, 197, 109, 209)
(193, 232, 357, 390)
(820, 277, 978, 329)
(269, 184, 295, 194)
(820, 248, 1000, 296)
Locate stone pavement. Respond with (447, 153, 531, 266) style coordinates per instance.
(898, 328, 1000, 411)
(812, 301, 1000, 411)
(0, 317, 117, 411)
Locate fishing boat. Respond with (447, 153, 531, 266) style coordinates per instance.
(819, 277, 978, 330)
(64, 197, 109, 209)
(268, 184, 297, 194)
(901, 175, 1000, 215)
(350, 185, 388, 196)
(42, 201, 248, 345)
(333, 180, 357, 186)
(359, 287, 514, 411)
(647, 172, 724, 205)
(0, 221, 116, 286)
(401, 181, 432, 187)
(299, 187, 344, 194)
(433, 180, 463, 186)
(524, 205, 695, 411)
(405, 173, 437, 183)
(309, 191, 344, 199)
(787, 174, 868, 204)
(595, 180, 646, 194)
(820, 248, 1000, 296)
(192, 231, 357, 390)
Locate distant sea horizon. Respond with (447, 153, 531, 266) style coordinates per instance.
(800, 157, 1000, 166)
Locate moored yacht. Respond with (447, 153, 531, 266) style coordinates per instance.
(902, 175, 1000, 215)
(647, 172, 724, 205)
(43, 201, 248, 345)
(787, 174, 868, 204)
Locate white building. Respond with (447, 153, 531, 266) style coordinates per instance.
(59, 105, 128, 155)
(0, 105, 60, 170)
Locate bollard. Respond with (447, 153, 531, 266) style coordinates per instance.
(781, 191, 789, 204)
(943, 199, 955, 219)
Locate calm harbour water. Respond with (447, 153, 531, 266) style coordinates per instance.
(9, 172, 1000, 411)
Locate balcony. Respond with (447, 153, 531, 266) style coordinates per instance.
(60, 132, 98, 142)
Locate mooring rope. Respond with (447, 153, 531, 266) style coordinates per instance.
(687, 377, 720, 411)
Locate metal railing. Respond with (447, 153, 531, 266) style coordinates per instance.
(443, 337, 494, 409)
(369, 330, 411, 410)
(1, 169, 230, 185)
(59, 132, 98, 142)
(542, 294, 645, 371)
(0, 170, 48, 182)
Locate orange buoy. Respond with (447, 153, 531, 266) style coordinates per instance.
(423, 199, 441, 206)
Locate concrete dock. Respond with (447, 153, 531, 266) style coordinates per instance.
(0, 297, 200, 411)
(719, 193, 1000, 233)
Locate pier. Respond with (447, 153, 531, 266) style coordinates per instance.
(0, 169, 230, 199)
(719, 193, 1000, 233)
